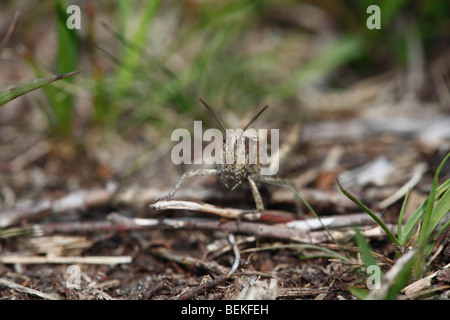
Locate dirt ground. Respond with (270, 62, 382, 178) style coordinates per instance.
(0, 104, 449, 300)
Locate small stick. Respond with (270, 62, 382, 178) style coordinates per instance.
(150, 199, 262, 221)
(7, 213, 394, 245)
(227, 234, 240, 276)
(176, 275, 231, 300)
(142, 280, 169, 299)
(285, 212, 378, 232)
(0, 278, 61, 300)
(402, 262, 450, 296)
(108, 214, 353, 244)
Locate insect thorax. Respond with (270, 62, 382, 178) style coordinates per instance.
(217, 131, 260, 189)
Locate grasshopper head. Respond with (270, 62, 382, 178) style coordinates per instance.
(198, 98, 267, 190)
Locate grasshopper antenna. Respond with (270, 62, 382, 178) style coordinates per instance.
(243, 105, 269, 131)
(199, 98, 227, 132)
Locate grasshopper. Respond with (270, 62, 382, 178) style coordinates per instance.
(158, 98, 301, 215)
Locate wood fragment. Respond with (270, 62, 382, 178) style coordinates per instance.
(222, 275, 278, 300)
(402, 262, 450, 296)
(0, 184, 359, 228)
(278, 287, 328, 298)
(176, 275, 231, 300)
(227, 234, 240, 276)
(3, 211, 397, 247)
(29, 235, 92, 256)
(108, 213, 395, 244)
(285, 212, 377, 232)
(149, 199, 261, 221)
(0, 278, 61, 300)
(142, 280, 170, 299)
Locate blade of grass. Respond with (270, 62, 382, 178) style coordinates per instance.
(292, 189, 339, 246)
(117, 1, 132, 40)
(384, 251, 416, 300)
(337, 180, 400, 246)
(366, 249, 416, 300)
(400, 178, 450, 245)
(354, 226, 379, 269)
(418, 152, 450, 246)
(116, 0, 161, 94)
(397, 188, 411, 242)
(348, 286, 369, 300)
(54, 0, 80, 136)
(436, 218, 450, 240)
(427, 185, 450, 238)
(297, 245, 350, 261)
(0, 71, 81, 107)
(55, 0, 79, 74)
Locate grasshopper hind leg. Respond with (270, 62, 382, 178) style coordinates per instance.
(259, 176, 304, 217)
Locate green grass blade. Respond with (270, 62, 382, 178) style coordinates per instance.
(117, 1, 132, 39)
(385, 251, 416, 300)
(55, 0, 79, 74)
(400, 178, 450, 245)
(348, 287, 369, 300)
(116, 0, 161, 94)
(293, 190, 339, 246)
(436, 218, 450, 240)
(418, 152, 450, 245)
(397, 187, 411, 242)
(54, 0, 80, 135)
(337, 180, 400, 246)
(0, 71, 81, 107)
(354, 226, 378, 269)
(297, 244, 350, 261)
(427, 185, 450, 238)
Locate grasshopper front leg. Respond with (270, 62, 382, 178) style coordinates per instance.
(160, 169, 219, 200)
(247, 177, 265, 212)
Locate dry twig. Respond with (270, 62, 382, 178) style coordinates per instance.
(222, 275, 278, 300)
(227, 234, 240, 276)
(150, 199, 261, 221)
(176, 275, 231, 300)
(402, 262, 450, 296)
(0, 278, 61, 300)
